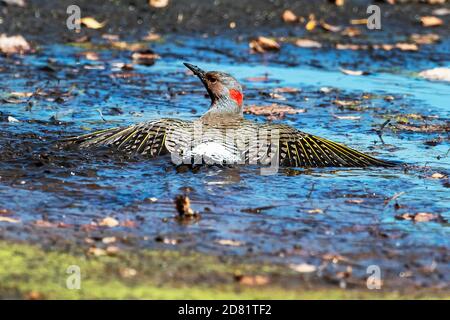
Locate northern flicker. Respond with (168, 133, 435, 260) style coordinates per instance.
(67, 63, 396, 168)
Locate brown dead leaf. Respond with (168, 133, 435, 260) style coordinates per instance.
(120, 268, 137, 278)
(268, 92, 286, 100)
(305, 15, 317, 31)
(336, 43, 368, 50)
(295, 38, 322, 48)
(88, 247, 107, 256)
(345, 199, 364, 204)
(320, 21, 342, 33)
(131, 49, 160, 66)
(394, 43, 419, 51)
(149, 0, 169, 8)
(333, 114, 361, 120)
(106, 245, 120, 255)
(102, 236, 117, 244)
(432, 8, 450, 16)
(274, 87, 300, 94)
(174, 194, 196, 217)
(110, 41, 146, 51)
(79, 17, 107, 29)
(121, 219, 137, 228)
(244, 104, 306, 118)
(237, 275, 270, 286)
(333, 99, 361, 107)
(410, 33, 440, 45)
(350, 18, 368, 25)
(10, 91, 33, 98)
(81, 51, 99, 61)
(101, 34, 120, 41)
(0, 34, 31, 54)
(307, 208, 323, 214)
(430, 172, 447, 179)
(289, 263, 317, 273)
(249, 36, 280, 53)
(341, 27, 361, 37)
(245, 75, 269, 82)
(142, 32, 161, 41)
(25, 291, 44, 300)
(216, 239, 243, 246)
(0, 209, 12, 215)
(393, 123, 448, 133)
(99, 217, 119, 227)
(420, 16, 444, 27)
(418, 68, 450, 82)
(282, 10, 297, 23)
(340, 68, 366, 76)
(396, 212, 446, 223)
(0, 216, 19, 223)
(34, 220, 68, 228)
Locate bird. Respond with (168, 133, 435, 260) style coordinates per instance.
(66, 63, 396, 168)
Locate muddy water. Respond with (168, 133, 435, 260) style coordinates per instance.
(0, 36, 449, 289)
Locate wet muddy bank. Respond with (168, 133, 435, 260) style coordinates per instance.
(1, 0, 449, 44)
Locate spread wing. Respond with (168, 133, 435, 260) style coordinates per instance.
(258, 124, 396, 168)
(65, 119, 190, 158)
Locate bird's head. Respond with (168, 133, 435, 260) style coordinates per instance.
(184, 62, 243, 117)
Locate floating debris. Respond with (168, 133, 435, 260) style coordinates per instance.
(395, 212, 447, 223)
(174, 195, 200, 221)
(79, 17, 107, 29)
(418, 68, 450, 82)
(0, 34, 31, 54)
(282, 10, 297, 23)
(249, 36, 280, 53)
(99, 217, 120, 228)
(289, 263, 317, 273)
(420, 16, 444, 27)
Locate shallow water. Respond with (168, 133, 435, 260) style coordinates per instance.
(0, 36, 449, 288)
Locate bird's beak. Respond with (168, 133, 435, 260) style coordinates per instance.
(184, 62, 207, 82)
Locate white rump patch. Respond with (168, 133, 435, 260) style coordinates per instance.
(183, 142, 241, 165)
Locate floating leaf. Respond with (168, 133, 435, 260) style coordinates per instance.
(295, 38, 322, 48)
(249, 36, 280, 53)
(282, 10, 297, 23)
(0, 216, 20, 223)
(430, 172, 447, 179)
(149, 0, 169, 8)
(340, 68, 366, 76)
(0, 34, 31, 54)
(289, 263, 317, 273)
(395, 212, 447, 223)
(394, 43, 419, 51)
(350, 18, 368, 25)
(320, 21, 342, 32)
(420, 16, 444, 27)
(410, 33, 440, 45)
(79, 17, 107, 29)
(216, 239, 243, 246)
(341, 27, 361, 37)
(418, 68, 450, 82)
(305, 15, 317, 31)
(236, 275, 270, 286)
(99, 217, 119, 227)
(333, 114, 361, 120)
(244, 104, 306, 118)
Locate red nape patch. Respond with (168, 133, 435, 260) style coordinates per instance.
(229, 89, 243, 106)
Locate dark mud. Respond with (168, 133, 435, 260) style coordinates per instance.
(0, 0, 449, 297)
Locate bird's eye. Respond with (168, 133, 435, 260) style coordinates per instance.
(208, 76, 217, 84)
